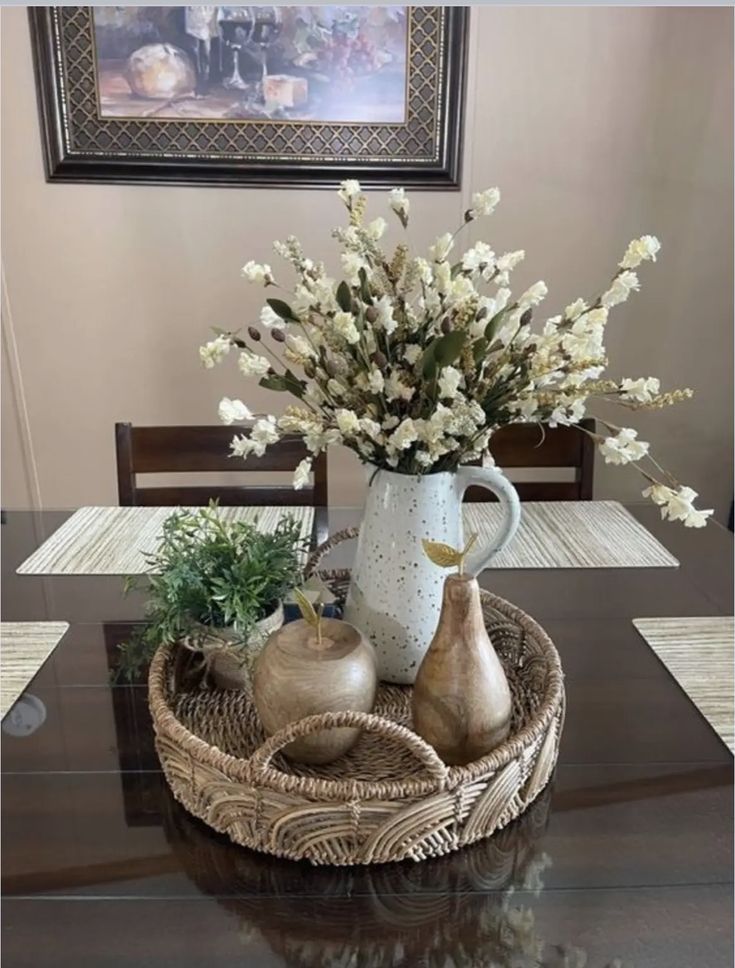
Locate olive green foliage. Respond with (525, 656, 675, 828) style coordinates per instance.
(115, 503, 305, 681)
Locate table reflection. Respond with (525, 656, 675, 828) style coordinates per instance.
(160, 784, 600, 967)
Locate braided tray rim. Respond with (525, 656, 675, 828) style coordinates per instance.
(148, 530, 565, 864)
(150, 594, 563, 794)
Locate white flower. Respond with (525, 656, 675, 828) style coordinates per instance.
(199, 335, 231, 368)
(285, 333, 315, 360)
(367, 367, 385, 393)
(260, 305, 284, 329)
(238, 350, 270, 378)
(310, 277, 338, 313)
(366, 217, 387, 241)
(585, 307, 609, 326)
(335, 409, 361, 437)
(278, 410, 318, 435)
(403, 344, 422, 366)
(620, 377, 661, 403)
(564, 298, 588, 321)
(683, 506, 714, 528)
(230, 434, 256, 459)
(332, 311, 360, 344)
(390, 417, 418, 451)
(642, 483, 675, 507)
(548, 399, 586, 427)
(462, 242, 495, 274)
(384, 371, 415, 402)
(602, 270, 640, 308)
(494, 250, 525, 286)
(518, 281, 548, 310)
(388, 187, 409, 222)
(511, 395, 540, 421)
(341, 251, 365, 285)
(303, 424, 341, 454)
(646, 484, 713, 527)
(337, 179, 361, 206)
(599, 428, 650, 465)
(240, 261, 272, 285)
(292, 457, 312, 490)
(230, 416, 279, 458)
(620, 235, 661, 270)
(494, 288, 512, 313)
(218, 397, 253, 425)
(448, 275, 476, 307)
(249, 415, 279, 455)
(433, 261, 452, 295)
(429, 232, 454, 263)
(469, 187, 500, 218)
(413, 257, 432, 285)
(374, 294, 398, 335)
(360, 417, 383, 441)
(438, 365, 463, 400)
(292, 285, 316, 318)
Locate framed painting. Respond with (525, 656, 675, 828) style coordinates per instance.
(30, 6, 468, 188)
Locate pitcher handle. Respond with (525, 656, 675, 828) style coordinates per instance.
(455, 465, 521, 576)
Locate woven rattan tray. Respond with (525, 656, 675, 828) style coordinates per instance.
(149, 529, 565, 866)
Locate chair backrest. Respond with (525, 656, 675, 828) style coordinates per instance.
(115, 424, 327, 507)
(465, 419, 595, 502)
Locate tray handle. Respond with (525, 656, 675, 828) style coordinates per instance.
(249, 710, 449, 790)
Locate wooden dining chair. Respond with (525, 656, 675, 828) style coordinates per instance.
(465, 419, 595, 501)
(115, 423, 327, 508)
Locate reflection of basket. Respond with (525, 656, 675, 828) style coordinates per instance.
(149, 531, 564, 866)
(161, 783, 553, 965)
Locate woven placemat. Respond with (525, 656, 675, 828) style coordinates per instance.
(16, 505, 314, 576)
(633, 617, 734, 752)
(0, 622, 69, 717)
(464, 501, 678, 569)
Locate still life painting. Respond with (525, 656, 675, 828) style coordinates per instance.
(92, 6, 408, 123)
(30, 5, 467, 186)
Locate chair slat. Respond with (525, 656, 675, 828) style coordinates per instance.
(489, 421, 592, 468)
(115, 423, 326, 508)
(134, 486, 316, 507)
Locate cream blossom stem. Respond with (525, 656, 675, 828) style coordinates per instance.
(214, 181, 704, 519)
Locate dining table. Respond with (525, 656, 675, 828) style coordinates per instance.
(1, 504, 733, 968)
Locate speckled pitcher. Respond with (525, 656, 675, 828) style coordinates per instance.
(343, 465, 521, 684)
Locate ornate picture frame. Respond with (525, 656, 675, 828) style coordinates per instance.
(29, 6, 468, 188)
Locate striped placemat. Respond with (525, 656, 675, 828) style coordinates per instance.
(463, 501, 678, 569)
(1, 622, 69, 718)
(633, 616, 734, 752)
(16, 506, 314, 576)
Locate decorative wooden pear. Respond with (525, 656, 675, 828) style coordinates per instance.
(252, 614, 377, 766)
(412, 573, 512, 766)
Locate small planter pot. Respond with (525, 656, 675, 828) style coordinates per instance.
(185, 602, 285, 691)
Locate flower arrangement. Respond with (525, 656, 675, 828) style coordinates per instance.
(201, 181, 711, 527)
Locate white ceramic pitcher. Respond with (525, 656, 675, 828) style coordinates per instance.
(343, 464, 521, 684)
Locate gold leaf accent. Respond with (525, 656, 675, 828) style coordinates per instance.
(422, 533, 479, 575)
(293, 589, 319, 628)
(421, 539, 463, 569)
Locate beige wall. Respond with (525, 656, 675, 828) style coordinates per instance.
(2, 6, 733, 518)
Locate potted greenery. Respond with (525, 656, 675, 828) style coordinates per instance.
(117, 503, 306, 688)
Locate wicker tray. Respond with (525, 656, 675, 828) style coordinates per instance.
(149, 530, 565, 866)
